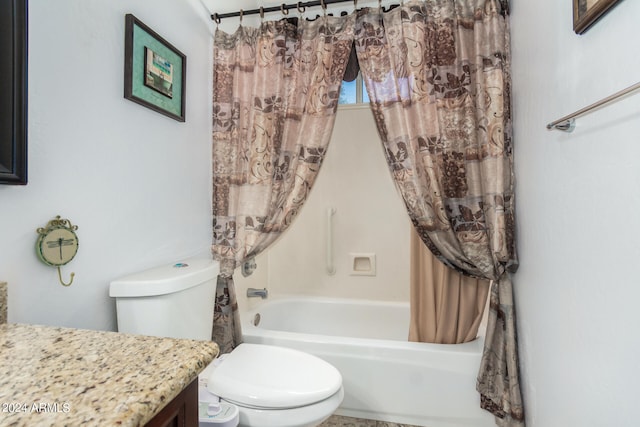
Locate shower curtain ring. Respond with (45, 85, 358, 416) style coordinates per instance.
(239, 9, 244, 23)
(320, 0, 327, 16)
(281, 3, 289, 15)
(260, 6, 265, 22)
(213, 13, 221, 26)
(297, 1, 306, 14)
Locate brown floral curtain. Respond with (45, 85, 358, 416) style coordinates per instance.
(211, 16, 355, 353)
(354, 1, 522, 425)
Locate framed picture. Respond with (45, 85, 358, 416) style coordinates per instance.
(0, 0, 28, 185)
(124, 14, 186, 122)
(573, 0, 623, 34)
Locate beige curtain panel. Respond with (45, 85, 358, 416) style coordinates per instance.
(409, 227, 490, 345)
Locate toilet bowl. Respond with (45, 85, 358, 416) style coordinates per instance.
(109, 257, 343, 427)
(202, 343, 343, 427)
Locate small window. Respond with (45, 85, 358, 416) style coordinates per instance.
(339, 72, 369, 105)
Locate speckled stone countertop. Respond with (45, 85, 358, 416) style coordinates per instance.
(0, 323, 219, 427)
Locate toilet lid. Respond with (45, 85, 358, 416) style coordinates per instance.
(207, 343, 342, 409)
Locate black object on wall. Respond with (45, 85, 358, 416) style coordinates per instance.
(0, 0, 28, 185)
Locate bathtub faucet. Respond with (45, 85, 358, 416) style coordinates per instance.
(247, 287, 268, 299)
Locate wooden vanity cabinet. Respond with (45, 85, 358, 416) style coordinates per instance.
(145, 378, 199, 427)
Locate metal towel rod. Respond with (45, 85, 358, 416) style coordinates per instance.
(547, 81, 640, 132)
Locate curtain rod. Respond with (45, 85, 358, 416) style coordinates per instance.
(212, 0, 361, 22)
(547, 81, 640, 132)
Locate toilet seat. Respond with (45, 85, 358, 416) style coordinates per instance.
(207, 343, 342, 410)
(232, 386, 344, 427)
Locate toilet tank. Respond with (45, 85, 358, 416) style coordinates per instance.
(109, 257, 219, 341)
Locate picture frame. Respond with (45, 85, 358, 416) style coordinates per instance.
(573, 0, 623, 34)
(124, 14, 186, 122)
(0, 0, 28, 185)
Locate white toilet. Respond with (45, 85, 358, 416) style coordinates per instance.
(109, 257, 343, 427)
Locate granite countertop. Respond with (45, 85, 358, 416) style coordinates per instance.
(0, 323, 219, 427)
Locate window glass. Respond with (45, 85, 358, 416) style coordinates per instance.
(339, 79, 357, 105)
(339, 73, 369, 105)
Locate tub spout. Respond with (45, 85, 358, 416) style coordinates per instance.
(247, 287, 268, 299)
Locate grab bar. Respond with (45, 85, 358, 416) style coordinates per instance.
(326, 207, 336, 275)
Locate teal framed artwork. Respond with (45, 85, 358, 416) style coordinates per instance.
(124, 14, 186, 122)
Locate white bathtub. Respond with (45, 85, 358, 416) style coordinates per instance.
(242, 296, 495, 427)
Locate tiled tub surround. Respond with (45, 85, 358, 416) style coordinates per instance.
(0, 323, 218, 426)
(0, 282, 6, 324)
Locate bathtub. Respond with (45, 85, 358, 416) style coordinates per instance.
(242, 296, 495, 427)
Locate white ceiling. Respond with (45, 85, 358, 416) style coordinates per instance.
(202, 0, 259, 16)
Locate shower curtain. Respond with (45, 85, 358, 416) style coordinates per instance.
(211, 15, 355, 353)
(409, 226, 490, 344)
(353, 0, 523, 425)
(212, 0, 522, 424)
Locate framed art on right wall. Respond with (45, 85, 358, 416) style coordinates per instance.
(573, 0, 623, 34)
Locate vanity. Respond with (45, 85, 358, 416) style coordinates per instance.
(0, 322, 218, 426)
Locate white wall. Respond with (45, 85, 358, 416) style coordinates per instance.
(234, 106, 411, 309)
(510, 1, 640, 426)
(0, 0, 215, 331)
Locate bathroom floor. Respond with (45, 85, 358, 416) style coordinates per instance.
(320, 415, 420, 427)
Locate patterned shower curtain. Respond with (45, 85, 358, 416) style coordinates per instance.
(211, 16, 355, 353)
(354, 0, 523, 425)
